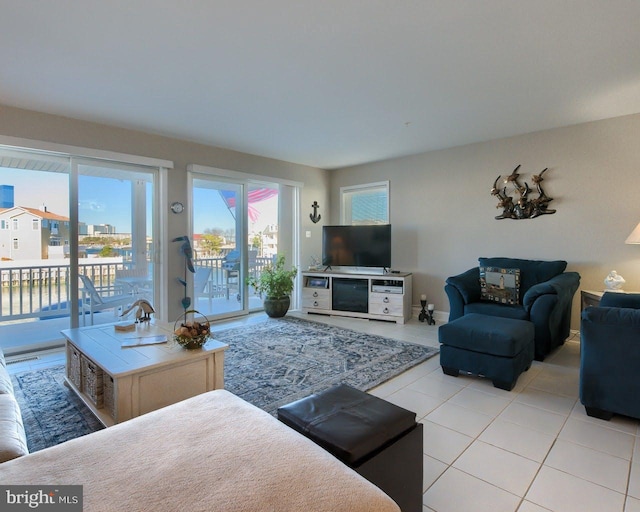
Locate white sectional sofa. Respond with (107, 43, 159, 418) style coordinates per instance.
(0, 347, 29, 463)
(0, 389, 400, 511)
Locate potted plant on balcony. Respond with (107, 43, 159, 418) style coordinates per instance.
(247, 254, 297, 318)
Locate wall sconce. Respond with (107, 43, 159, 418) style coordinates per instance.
(310, 201, 321, 223)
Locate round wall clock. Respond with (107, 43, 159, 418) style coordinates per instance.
(170, 201, 184, 214)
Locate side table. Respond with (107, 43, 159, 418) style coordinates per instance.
(581, 290, 604, 310)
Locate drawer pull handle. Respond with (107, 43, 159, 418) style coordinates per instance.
(383, 297, 390, 303)
(383, 307, 389, 314)
(313, 291, 318, 297)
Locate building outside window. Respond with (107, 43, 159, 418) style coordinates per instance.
(341, 181, 389, 225)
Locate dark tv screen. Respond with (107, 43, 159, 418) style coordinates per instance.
(322, 225, 391, 268)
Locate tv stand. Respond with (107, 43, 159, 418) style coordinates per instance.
(301, 271, 412, 324)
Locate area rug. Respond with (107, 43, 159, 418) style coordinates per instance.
(218, 316, 438, 414)
(12, 316, 438, 452)
(11, 365, 105, 452)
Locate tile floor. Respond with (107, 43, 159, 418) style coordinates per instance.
(6, 311, 640, 512)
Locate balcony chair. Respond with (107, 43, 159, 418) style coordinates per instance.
(194, 266, 216, 307)
(444, 257, 580, 360)
(580, 292, 640, 421)
(115, 267, 152, 298)
(79, 275, 134, 326)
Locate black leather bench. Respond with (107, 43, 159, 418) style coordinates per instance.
(277, 384, 423, 512)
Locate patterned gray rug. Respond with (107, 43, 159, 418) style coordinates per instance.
(219, 316, 438, 414)
(11, 365, 105, 452)
(12, 316, 438, 452)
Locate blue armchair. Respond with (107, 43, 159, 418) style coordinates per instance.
(580, 292, 640, 421)
(445, 257, 580, 360)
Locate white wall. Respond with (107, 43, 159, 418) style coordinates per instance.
(329, 113, 640, 329)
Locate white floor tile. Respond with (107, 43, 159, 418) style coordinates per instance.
(626, 496, 640, 512)
(453, 440, 540, 496)
(423, 454, 448, 492)
(479, 418, 555, 463)
(423, 467, 521, 512)
(545, 439, 630, 493)
(514, 387, 577, 416)
(421, 420, 474, 465)
(407, 373, 465, 402)
(559, 418, 635, 460)
(526, 466, 625, 512)
(370, 371, 424, 398)
(426, 402, 494, 438)
(448, 387, 511, 417)
(527, 366, 580, 398)
(628, 461, 640, 499)
(517, 501, 553, 512)
(545, 340, 581, 369)
(499, 402, 568, 436)
(386, 387, 443, 419)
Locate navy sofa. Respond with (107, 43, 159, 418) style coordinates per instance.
(445, 257, 580, 361)
(580, 292, 640, 421)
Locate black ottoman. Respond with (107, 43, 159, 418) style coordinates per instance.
(277, 384, 423, 512)
(438, 313, 535, 391)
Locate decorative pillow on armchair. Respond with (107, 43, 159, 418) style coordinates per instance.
(479, 267, 521, 305)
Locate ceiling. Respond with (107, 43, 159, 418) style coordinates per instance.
(2, 1, 640, 170)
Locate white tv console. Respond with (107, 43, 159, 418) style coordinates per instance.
(301, 270, 413, 324)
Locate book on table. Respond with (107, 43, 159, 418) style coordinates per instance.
(121, 334, 168, 348)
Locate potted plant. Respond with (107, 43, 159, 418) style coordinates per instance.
(247, 254, 298, 318)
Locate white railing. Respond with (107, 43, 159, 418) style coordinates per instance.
(0, 261, 123, 321)
(0, 255, 272, 322)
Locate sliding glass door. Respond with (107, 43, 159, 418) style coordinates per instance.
(0, 146, 160, 354)
(76, 161, 157, 326)
(0, 149, 71, 353)
(190, 173, 281, 319)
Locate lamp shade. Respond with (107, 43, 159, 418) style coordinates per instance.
(625, 222, 640, 244)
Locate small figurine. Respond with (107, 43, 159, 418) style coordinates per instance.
(121, 299, 155, 323)
(604, 270, 626, 291)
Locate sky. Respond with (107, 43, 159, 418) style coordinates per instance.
(0, 167, 278, 236)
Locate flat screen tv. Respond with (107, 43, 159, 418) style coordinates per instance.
(322, 225, 391, 268)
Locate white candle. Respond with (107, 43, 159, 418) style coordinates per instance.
(420, 294, 427, 301)
(427, 303, 435, 311)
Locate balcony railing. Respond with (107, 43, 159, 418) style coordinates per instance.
(0, 255, 273, 323)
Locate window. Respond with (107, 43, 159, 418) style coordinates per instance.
(12, 238, 18, 250)
(12, 218, 18, 230)
(32, 219, 39, 230)
(1, 220, 7, 230)
(341, 181, 389, 225)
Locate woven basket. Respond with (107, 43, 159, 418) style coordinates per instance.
(173, 310, 210, 349)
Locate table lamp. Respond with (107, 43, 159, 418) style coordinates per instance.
(625, 222, 640, 245)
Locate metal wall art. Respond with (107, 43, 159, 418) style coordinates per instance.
(491, 165, 556, 220)
(310, 201, 321, 223)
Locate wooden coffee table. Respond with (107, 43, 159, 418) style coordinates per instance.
(61, 321, 228, 426)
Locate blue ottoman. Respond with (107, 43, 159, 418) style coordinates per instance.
(438, 313, 534, 391)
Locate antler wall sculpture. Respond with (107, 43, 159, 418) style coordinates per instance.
(491, 165, 556, 220)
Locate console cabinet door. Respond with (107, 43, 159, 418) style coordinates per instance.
(369, 293, 404, 317)
(302, 288, 331, 310)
